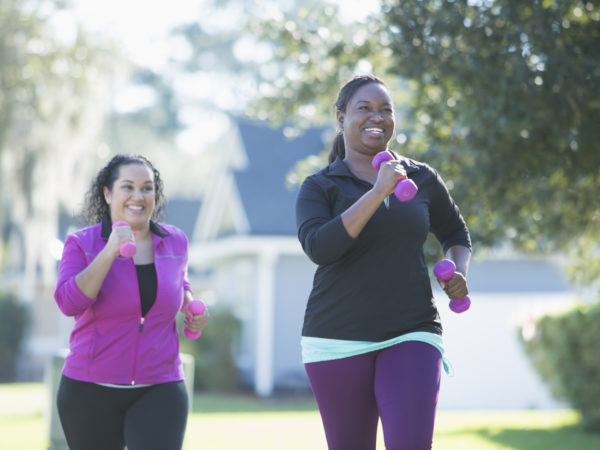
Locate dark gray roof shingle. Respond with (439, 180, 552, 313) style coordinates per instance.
(235, 120, 327, 235)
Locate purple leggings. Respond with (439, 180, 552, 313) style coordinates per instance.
(305, 341, 441, 450)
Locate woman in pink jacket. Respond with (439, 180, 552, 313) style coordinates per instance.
(54, 154, 208, 450)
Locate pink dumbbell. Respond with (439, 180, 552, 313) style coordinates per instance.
(184, 300, 206, 339)
(112, 221, 137, 257)
(371, 150, 418, 201)
(433, 259, 471, 313)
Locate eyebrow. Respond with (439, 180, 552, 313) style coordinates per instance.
(119, 179, 153, 184)
(355, 99, 393, 106)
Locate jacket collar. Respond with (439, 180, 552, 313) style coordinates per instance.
(328, 151, 420, 177)
(100, 214, 169, 239)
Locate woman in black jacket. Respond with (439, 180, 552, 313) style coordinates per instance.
(296, 74, 471, 450)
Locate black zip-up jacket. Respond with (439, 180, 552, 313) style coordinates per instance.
(296, 154, 471, 342)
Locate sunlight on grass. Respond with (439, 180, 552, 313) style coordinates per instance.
(0, 383, 48, 450)
(2, 383, 600, 450)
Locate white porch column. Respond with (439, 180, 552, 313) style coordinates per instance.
(254, 249, 277, 397)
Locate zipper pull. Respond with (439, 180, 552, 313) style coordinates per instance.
(138, 317, 145, 332)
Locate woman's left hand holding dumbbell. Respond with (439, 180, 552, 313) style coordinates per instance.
(182, 299, 210, 339)
(437, 271, 469, 303)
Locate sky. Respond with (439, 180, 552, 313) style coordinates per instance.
(66, 0, 380, 70)
(50, 0, 380, 153)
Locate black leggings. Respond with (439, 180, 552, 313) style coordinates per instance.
(57, 375, 189, 450)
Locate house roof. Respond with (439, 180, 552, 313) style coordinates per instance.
(234, 120, 328, 236)
(164, 198, 202, 239)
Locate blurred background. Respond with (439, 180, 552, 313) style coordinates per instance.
(1, 0, 600, 441)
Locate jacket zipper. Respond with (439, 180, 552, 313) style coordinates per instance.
(131, 252, 144, 385)
(130, 239, 158, 385)
(131, 317, 144, 385)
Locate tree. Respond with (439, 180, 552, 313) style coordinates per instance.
(0, 0, 117, 297)
(239, 0, 599, 277)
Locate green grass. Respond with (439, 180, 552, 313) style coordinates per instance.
(1, 383, 600, 449)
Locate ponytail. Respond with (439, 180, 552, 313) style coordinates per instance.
(328, 132, 345, 164)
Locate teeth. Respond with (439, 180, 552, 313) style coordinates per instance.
(128, 205, 143, 210)
(365, 128, 383, 133)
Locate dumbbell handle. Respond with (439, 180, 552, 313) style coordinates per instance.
(184, 300, 206, 339)
(371, 151, 418, 202)
(112, 221, 137, 257)
(433, 259, 471, 313)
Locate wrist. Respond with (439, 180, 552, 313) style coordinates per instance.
(102, 242, 120, 259)
(368, 187, 389, 203)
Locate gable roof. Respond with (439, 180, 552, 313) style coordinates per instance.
(164, 198, 202, 239)
(234, 120, 328, 236)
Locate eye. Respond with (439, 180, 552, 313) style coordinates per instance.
(143, 186, 154, 192)
(358, 105, 369, 110)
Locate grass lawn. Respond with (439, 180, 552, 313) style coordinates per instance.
(2, 383, 600, 449)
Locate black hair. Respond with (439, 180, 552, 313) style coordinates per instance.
(328, 74, 388, 164)
(82, 154, 165, 224)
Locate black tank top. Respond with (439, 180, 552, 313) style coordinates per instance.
(135, 263, 157, 317)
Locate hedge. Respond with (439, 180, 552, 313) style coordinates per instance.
(179, 305, 242, 392)
(519, 299, 600, 431)
(0, 291, 29, 381)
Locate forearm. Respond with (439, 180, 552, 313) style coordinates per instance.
(445, 245, 471, 276)
(74, 247, 118, 298)
(341, 189, 388, 238)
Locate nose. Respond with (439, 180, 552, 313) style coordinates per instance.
(371, 111, 384, 121)
(132, 189, 145, 199)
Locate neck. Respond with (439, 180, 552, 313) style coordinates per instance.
(133, 223, 152, 238)
(344, 147, 385, 169)
(343, 149, 382, 184)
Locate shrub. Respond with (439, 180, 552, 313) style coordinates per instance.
(179, 305, 242, 392)
(519, 300, 600, 431)
(0, 291, 29, 381)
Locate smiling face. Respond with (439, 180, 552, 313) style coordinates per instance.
(103, 163, 156, 230)
(337, 82, 395, 157)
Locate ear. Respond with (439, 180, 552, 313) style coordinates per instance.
(103, 186, 112, 205)
(336, 110, 344, 132)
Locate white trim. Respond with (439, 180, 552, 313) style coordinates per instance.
(188, 235, 305, 267)
(192, 126, 250, 241)
(254, 250, 278, 396)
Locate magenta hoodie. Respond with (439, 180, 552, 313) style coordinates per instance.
(54, 218, 192, 385)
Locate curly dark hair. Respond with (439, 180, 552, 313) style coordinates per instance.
(82, 154, 166, 224)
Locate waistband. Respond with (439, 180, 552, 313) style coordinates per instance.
(301, 331, 454, 376)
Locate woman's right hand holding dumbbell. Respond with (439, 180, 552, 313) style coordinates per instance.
(372, 151, 418, 201)
(372, 158, 409, 200)
(108, 221, 137, 258)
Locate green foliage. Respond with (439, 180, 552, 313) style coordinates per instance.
(237, 0, 600, 260)
(519, 300, 600, 431)
(0, 0, 116, 274)
(179, 305, 242, 392)
(0, 291, 29, 381)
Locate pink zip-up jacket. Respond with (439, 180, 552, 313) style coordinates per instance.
(54, 218, 192, 385)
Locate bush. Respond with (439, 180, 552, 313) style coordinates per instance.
(519, 300, 600, 431)
(179, 305, 242, 392)
(0, 291, 29, 381)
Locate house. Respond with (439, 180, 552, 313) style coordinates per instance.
(186, 119, 329, 396)
(185, 118, 576, 408)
